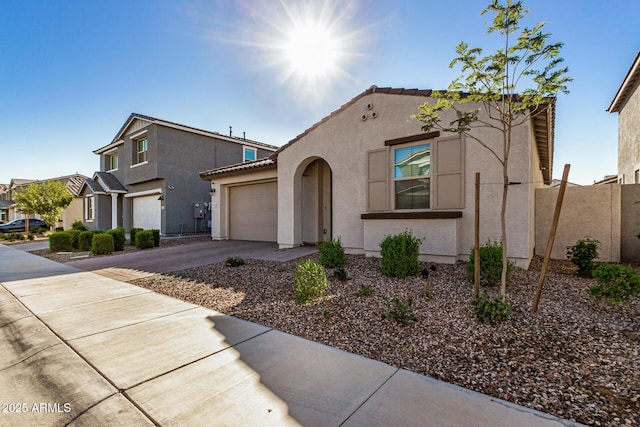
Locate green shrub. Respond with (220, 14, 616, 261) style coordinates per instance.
(382, 298, 417, 324)
(150, 229, 160, 247)
(567, 238, 600, 277)
(225, 256, 245, 267)
(380, 230, 423, 278)
(49, 231, 73, 252)
(91, 233, 114, 255)
(466, 240, 514, 286)
(5, 233, 16, 242)
(30, 226, 46, 234)
(106, 227, 126, 251)
(357, 284, 374, 297)
(293, 259, 329, 305)
(317, 237, 345, 268)
(78, 231, 94, 251)
(589, 264, 640, 304)
(55, 227, 64, 232)
(72, 220, 87, 231)
(67, 229, 82, 250)
(129, 228, 142, 245)
(471, 291, 512, 323)
(135, 230, 155, 249)
(27, 233, 35, 241)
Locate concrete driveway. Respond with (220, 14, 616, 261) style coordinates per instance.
(65, 240, 318, 281)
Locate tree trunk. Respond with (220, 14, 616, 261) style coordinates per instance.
(500, 168, 508, 297)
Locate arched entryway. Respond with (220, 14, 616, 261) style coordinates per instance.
(299, 158, 332, 244)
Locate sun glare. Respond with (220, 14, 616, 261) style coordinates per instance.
(284, 23, 339, 78)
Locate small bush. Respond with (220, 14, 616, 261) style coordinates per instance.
(225, 256, 245, 267)
(471, 291, 512, 323)
(382, 298, 416, 324)
(30, 226, 46, 234)
(357, 284, 374, 297)
(67, 229, 82, 250)
(72, 220, 87, 231)
(150, 229, 160, 247)
(106, 227, 126, 251)
(333, 267, 348, 281)
(589, 264, 640, 304)
(466, 240, 514, 286)
(317, 237, 345, 268)
(55, 227, 64, 232)
(135, 229, 155, 249)
(49, 231, 73, 252)
(78, 231, 94, 251)
(91, 233, 114, 255)
(567, 238, 600, 277)
(380, 230, 423, 278)
(293, 259, 329, 305)
(27, 233, 35, 240)
(129, 228, 143, 245)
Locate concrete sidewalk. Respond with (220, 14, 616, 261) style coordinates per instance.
(0, 245, 584, 426)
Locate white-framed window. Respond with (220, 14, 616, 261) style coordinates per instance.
(85, 196, 95, 221)
(137, 137, 148, 164)
(107, 153, 118, 171)
(393, 142, 431, 210)
(243, 146, 257, 162)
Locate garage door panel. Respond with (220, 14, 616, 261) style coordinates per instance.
(229, 182, 277, 242)
(133, 195, 161, 231)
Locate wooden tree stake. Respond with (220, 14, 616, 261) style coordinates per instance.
(474, 172, 480, 298)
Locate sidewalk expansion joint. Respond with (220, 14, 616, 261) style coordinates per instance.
(339, 367, 400, 426)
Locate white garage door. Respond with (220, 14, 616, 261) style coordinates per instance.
(229, 182, 277, 242)
(133, 195, 161, 231)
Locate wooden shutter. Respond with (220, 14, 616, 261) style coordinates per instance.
(367, 148, 389, 211)
(434, 136, 464, 209)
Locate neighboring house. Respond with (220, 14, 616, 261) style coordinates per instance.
(82, 113, 277, 234)
(593, 175, 618, 186)
(200, 86, 555, 268)
(3, 175, 86, 229)
(608, 50, 640, 184)
(0, 183, 9, 223)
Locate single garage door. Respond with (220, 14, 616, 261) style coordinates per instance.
(133, 195, 161, 231)
(229, 181, 277, 242)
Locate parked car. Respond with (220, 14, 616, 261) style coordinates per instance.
(0, 219, 49, 233)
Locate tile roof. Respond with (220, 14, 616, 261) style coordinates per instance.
(608, 50, 640, 113)
(199, 157, 277, 179)
(65, 174, 89, 196)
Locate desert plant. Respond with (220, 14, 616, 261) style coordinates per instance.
(317, 237, 345, 268)
(467, 240, 514, 286)
(72, 220, 87, 231)
(78, 231, 94, 251)
(357, 284, 374, 297)
(293, 259, 329, 305)
(135, 230, 155, 249)
(27, 233, 35, 241)
(471, 291, 512, 323)
(332, 267, 348, 281)
(106, 227, 126, 251)
(380, 230, 423, 278)
(589, 264, 640, 304)
(30, 226, 46, 234)
(129, 228, 143, 245)
(382, 298, 417, 324)
(567, 238, 600, 277)
(91, 233, 114, 255)
(225, 256, 246, 267)
(49, 231, 73, 252)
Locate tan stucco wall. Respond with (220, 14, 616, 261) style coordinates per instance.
(208, 168, 278, 240)
(60, 198, 84, 230)
(618, 80, 640, 183)
(277, 92, 538, 267)
(535, 185, 621, 262)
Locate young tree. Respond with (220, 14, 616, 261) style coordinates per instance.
(413, 0, 571, 297)
(14, 181, 73, 232)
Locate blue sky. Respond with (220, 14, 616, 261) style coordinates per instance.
(0, 0, 638, 185)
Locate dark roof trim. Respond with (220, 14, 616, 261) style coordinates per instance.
(385, 131, 440, 146)
(608, 50, 640, 113)
(199, 157, 277, 180)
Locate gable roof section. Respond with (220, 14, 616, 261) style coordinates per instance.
(94, 113, 279, 154)
(80, 172, 127, 195)
(608, 50, 640, 113)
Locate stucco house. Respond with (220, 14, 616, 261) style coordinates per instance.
(608, 50, 640, 184)
(1, 175, 86, 229)
(200, 86, 554, 268)
(81, 113, 278, 234)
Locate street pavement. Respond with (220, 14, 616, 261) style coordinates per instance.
(0, 242, 585, 426)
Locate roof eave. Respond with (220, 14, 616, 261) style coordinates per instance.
(607, 50, 640, 113)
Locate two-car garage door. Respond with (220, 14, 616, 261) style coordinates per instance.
(132, 195, 161, 231)
(229, 181, 277, 242)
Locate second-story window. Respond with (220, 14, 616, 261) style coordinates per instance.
(137, 137, 148, 164)
(107, 153, 118, 170)
(243, 146, 256, 162)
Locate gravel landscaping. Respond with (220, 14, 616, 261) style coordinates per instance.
(130, 254, 640, 427)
